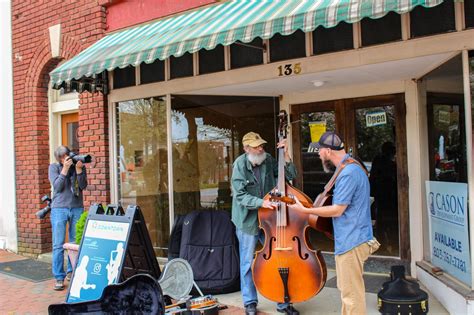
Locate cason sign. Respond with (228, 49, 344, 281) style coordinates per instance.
(366, 111, 387, 127)
(425, 181, 471, 286)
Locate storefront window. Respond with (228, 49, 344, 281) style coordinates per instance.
(117, 97, 169, 256)
(422, 54, 471, 286)
(425, 55, 467, 183)
(171, 95, 277, 218)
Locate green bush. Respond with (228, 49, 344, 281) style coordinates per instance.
(75, 211, 88, 245)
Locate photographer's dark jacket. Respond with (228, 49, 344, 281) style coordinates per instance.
(48, 163, 88, 209)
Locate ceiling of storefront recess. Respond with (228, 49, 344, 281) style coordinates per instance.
(184, 52, 457, 96)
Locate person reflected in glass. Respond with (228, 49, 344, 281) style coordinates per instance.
(370, 141, 398, 254)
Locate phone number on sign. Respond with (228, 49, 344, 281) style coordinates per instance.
(433, 246, 467, 272)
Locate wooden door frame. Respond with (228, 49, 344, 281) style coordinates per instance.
(290, 93, 410, 260)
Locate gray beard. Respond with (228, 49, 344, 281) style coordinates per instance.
(247, 152, 267, 166)
(322, 158, 336, 173)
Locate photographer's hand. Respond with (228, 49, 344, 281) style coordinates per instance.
(76, 161, 83, 174)
(61, 157, 73, 176)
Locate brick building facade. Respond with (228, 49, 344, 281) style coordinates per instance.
(11, 0, 217, 256)
(12, 1, 107, 256)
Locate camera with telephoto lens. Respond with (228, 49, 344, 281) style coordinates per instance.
(68, 152, 92, 164)
(36, 195, 52, 219)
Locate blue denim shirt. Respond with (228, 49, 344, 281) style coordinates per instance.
(332, 155, 373, 255)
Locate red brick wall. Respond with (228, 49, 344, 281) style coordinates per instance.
(12, 1, 107, 256)
(79, 92, 110, 208)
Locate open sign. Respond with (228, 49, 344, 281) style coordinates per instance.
(366, 111, 387, 127)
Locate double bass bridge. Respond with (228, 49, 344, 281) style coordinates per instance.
(274, 247, 293, 251)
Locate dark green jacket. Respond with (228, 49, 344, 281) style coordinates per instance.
(231, 152, 297, 235)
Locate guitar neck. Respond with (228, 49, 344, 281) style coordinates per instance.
(271, 195, 313, 208)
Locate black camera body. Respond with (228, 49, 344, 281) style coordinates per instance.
(36, 195, 52, 219)
(69, 152, 92, 164)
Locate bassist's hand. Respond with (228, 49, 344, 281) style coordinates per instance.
(277, 139, 291, 162)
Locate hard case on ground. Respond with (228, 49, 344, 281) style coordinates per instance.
(377, 265, 429, 315)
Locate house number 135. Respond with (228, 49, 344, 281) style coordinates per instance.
(278, 63, 302, 76)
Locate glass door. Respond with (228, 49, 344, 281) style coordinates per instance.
(354, 104, 398, 256)
(292, 95, 408, 258)
(292, 101, 338, 252)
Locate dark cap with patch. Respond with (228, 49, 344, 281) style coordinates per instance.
(308, 131, 344, 153)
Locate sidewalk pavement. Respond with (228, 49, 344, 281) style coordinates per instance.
(0, 250, 244, 315)
(216, 270, 449, 314)
(0, 250, 448, 315)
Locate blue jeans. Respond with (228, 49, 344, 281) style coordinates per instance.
(236, 228, 288, 310)
(50, 207, 83, 280)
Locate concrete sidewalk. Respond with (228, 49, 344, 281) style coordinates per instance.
(216, 269, 449, 314)
(0, 250, 448, 314)
(0, 250, 243, 314)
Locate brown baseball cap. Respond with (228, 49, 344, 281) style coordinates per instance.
(242, 132, 267, 148)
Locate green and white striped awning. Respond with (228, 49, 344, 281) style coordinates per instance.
(50, 0, 444, 86)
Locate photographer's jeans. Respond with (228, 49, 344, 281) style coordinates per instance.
(51, 207, 83, 280)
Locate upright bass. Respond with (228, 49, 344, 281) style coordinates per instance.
(252, 110, 332, 304)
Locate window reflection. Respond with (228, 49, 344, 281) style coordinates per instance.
(424, 55, 467, 183)
(117, 97, 169, 256)
(171, 95, 277, 217)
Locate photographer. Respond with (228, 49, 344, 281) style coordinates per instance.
(48, 145, 88, 291)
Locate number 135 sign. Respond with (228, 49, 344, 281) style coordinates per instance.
(277, 63, 302, 76)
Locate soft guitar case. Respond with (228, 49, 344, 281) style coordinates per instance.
(48, 274, 165, 314)
(377, 265, 429, 315)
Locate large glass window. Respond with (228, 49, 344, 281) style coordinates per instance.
(421, 54, 471, 286)
(424, 55, 467, 183)
(117, 97, 169, 256)
(171, 95, 278, 218)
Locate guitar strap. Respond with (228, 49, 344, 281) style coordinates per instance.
(314, 157, 368, 207)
